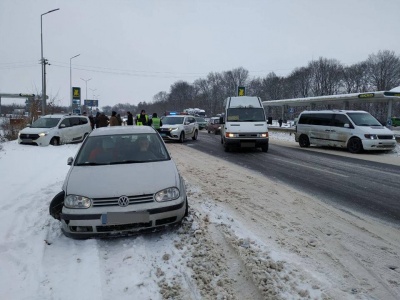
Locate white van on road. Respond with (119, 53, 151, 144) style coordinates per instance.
(220, 96, 269, 152)
(295, 110, 396, 153)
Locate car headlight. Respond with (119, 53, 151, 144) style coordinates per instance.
(169, 128, 178, 131)
(38, 132, 49, 137)
(364, 134, 378, 139)
(154, 187, 180, 202)
(64, 195, 92, 208)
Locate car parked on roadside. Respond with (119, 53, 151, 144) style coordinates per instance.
(18, 114, 92, 146)
(159, 115, 199, 142)
(194, 117, 207, 130)
(206, 117, 221, 135)
(49, 126, 188, 239)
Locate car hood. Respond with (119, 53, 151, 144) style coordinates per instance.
(64, 160, 181, 198)
(20, 127, 56, 134)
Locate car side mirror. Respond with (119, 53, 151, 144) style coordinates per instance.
(59, 124, 66, 129)
(67, 157, 73, 165)
(344, 123, 350, 128)
(185, 122, 190, 125)
(219, 116, 225, 124)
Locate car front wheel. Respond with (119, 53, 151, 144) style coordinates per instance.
(179, 132, 185, 143)
(192, 130, 198, 140)
(299, 135, 310, 148)
(347, 137, 363, 153)
(50, 137, 60, 146)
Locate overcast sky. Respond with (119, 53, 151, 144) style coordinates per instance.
(1, 0, 400, 109)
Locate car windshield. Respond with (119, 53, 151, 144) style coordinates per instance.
(30, 117, 61, 128)
(226, 108, 265, 122)
(347, 112, 382, 126)
(162, 116, 184, 125)
(74, 133, 170, 165)
(195, 117, 205, 122)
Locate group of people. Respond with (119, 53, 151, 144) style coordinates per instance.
(83, 109, 162, 130)
(135, 110, 163, 129)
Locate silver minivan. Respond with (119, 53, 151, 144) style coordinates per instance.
(18, 114, 92, 146)
(295, 110, 397, 153)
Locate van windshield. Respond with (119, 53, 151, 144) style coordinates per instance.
(226, 108, 265, 122)
(31, 117, 61, 128)
(347, 113, 382, 126)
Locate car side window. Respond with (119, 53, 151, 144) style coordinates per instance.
(333, 114, 351, 127)
(60, 118, 71, 128)
(70, 117, 81, 126)
(80, 117, 88, 125)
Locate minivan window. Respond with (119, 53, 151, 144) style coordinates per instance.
(298, 113, 332, 126)
(60, 118, 71, 127)
(31, 117, 61, 128)
(332, 114, 351, 127)
(347, 112, 382, 126)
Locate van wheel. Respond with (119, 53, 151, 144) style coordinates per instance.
(261, 144, 269, 152)
(50, 137, 60, 146)
(192, 130, 198, 140)
(347, 137, 363, 153)
(179, 132, 185, 143)
(49, 191, 65, 220)
(299, 135, 310, 148)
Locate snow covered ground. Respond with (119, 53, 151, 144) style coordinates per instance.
(0, 132, 399, 299)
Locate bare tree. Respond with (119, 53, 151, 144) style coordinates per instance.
(366, 50, 400, 90)
(342, 62, 370, 93)
(308, 57, 344, 96)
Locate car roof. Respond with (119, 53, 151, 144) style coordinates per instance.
(300, 110, 368, 114)
(89, 126, 158, 137)
(41, 114, 87, 118)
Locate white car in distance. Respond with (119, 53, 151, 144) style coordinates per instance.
(159, 115, 199, 143)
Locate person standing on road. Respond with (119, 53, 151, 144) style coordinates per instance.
(127, 111, 134, 125)
(149, 112, 162, 130)
(278, 118, 283, 127)
(136, 109, 149, 126)
(98, 113, 110, 127)
(109, 111, 119, 126)
(116, 113, 123, 126)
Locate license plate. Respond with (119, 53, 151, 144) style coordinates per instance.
(103, 212, 149, 225)
(160, 133, 166, 136)
(241, 142, 255, 148)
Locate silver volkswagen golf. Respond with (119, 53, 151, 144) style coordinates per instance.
(49, 126, 188, 239)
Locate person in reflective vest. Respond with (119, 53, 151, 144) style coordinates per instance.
(136, 110, 148, 126)
(149, 112, 162, 130)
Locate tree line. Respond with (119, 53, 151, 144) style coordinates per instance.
(134, 49, 400, 120)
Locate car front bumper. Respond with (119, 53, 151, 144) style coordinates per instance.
(60, 198, 187, 239)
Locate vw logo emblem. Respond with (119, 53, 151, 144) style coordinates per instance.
(118, 196, 129, 207)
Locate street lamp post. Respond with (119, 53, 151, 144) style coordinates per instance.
(41, 8, 59, 115)
(81, 78, 92, 102)
(70, 54, 80, 113)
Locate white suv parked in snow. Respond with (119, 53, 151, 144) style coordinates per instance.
(18, 114, 92, 146)
(159, 115, 199, 143)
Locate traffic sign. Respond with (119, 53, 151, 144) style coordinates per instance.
(84, 100, 99, 107)
(72, 99, 80, 104)
(72, 87, 81, 100)
(238, 86, 245, 96)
